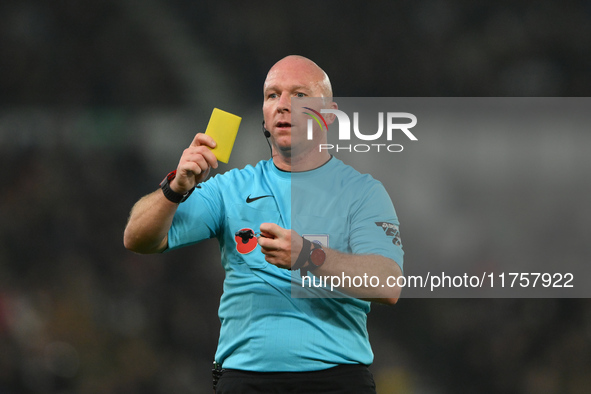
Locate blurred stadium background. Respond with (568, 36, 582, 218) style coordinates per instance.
(1, 0, 590, 393)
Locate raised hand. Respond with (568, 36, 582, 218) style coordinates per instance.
(171, 133, 218, 193)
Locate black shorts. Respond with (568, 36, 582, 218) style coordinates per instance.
(214, 364, 376, 394)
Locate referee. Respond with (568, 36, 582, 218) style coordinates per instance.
(124, 55, 404, 393)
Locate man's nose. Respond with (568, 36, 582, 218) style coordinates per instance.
(277, 93, 291, 112)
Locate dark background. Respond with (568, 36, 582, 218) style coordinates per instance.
(1, 1, 590, 393)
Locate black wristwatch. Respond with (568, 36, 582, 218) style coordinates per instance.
(292, 238, 326, 273)
(160, 170, 195, 203)
(308, 241, 326, 271)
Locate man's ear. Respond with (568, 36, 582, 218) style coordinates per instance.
(324, 101, 339, 125)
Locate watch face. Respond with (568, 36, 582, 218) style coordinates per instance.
(167, 170, 177, 182)
(310, 247, 326, 266)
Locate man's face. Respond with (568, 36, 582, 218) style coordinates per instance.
(262, 58, 332, 156)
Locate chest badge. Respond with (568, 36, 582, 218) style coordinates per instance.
(235, 228, 258, 254)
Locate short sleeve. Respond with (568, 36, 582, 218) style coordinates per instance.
(349, 181, 404, 272)
(167, 176, 225, 251)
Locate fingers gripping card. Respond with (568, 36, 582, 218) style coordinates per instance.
(204, 108, 242, 163)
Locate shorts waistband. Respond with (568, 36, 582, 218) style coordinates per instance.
(221, 363, 369, 378)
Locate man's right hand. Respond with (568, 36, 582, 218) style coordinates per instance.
(171, 133, 218, 193)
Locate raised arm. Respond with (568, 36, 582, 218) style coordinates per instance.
(123, 133, 218, 254)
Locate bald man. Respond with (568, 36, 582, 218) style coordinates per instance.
(124, 56, 404, 393)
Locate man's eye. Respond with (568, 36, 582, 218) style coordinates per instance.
(295, 92, 306, 98)
(268, 93, 278, 99)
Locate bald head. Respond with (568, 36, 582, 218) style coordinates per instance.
(264, 55, 333, 99)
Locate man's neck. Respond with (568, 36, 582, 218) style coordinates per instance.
(272, 150, 332, 172)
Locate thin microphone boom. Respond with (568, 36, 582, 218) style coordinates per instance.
(262, 121, 272, 156)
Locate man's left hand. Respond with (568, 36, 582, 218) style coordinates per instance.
(258, 223, 302, 269)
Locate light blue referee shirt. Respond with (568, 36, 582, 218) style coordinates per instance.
(167, 156, 403, 372)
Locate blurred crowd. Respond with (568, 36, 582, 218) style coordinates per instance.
(1, 0, 590, 393)
(0, 148, 226, 393)
(169, 0, 591, 98)
(2, 0, 591, 106)
(0, 0, 183, 107)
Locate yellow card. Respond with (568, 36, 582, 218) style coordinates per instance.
(204, 108, 242, 163)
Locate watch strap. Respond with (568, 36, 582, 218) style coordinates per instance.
(292, 237, 312, 271)
(160, 170, 195, 203)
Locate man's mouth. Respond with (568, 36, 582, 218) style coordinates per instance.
(275, 122, 292, 129)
